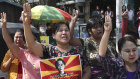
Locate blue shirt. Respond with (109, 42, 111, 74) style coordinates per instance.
(126, 71, 136, 79)
(92, 10, 101, 17)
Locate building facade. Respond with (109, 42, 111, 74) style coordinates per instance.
(56, 0, 116, 23)
(0, 0, 23, 23)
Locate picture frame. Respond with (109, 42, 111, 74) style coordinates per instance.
(79, 23, 89, 38)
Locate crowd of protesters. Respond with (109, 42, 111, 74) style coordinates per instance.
(0, 3, 140, 79)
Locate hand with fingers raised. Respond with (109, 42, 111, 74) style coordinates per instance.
(22, 3, 31, 25)
(99, 16, 112, 57)
(1, 12, 7, 28)
(104, 16, 112, 33)
(71, 9, 79, 23)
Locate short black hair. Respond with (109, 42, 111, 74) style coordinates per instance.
(86, 17, 103, 36)
(55, 58, 65, 69)
(15, 29, 25, 41)
(125, 31, 139, 41)
(118, 36, 137, 52)
(52, 22, 69, 34)
(127, 4, 131, 8)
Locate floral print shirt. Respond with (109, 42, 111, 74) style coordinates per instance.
(42, 44, 88, 70)
(80, 38, 117, 79)
(98, 54, 140, 79)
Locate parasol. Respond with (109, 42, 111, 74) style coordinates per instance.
(31, 5, 71, 23)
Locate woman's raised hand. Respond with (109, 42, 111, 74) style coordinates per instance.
(1, 12, 7, 28)
(22, 3, 31, 24)
(71, 9, 79, 22)
(104, 16, 112, 33)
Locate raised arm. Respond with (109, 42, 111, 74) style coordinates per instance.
(69, 9, 82, 46)
(1, 12, 19, 58)
(99, 16, 112, 57)
(22, 3, 43, 57)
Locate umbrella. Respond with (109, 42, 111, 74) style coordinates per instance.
(31, 5, 71, 23)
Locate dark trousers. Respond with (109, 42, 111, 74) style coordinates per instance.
(127, 20, 134, 32)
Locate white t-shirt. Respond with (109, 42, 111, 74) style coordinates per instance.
(106, 11, 112, 16)
(128, 10, 134, 21)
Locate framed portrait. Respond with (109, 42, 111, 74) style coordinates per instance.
(79, 24, 89, 38)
